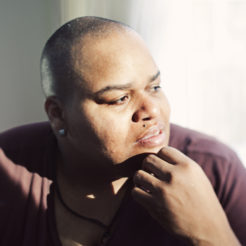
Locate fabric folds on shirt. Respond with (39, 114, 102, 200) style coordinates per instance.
(0, 122, 245, 246)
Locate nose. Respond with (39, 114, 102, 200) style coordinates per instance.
(132, 95, 159, 123)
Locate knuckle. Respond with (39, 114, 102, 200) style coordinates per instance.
(144, 154, 156, 165)
(134, 170, 141, 177)
(149, 178, 157, 188)
(142, 155, 158, 171)
(131, 186, 139, 195)
(158, 145, 174, 155)
(180, 158, 196, 170)
(180, 160, 190, 169)
(158, 146, 169, 156)
(134, 170, 144, 181)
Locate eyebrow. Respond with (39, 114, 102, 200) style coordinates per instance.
(94, 70, 160, 97)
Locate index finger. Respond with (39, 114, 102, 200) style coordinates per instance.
(157, 146, 190, 165)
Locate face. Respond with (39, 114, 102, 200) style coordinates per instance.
(62, 30, 171, 165)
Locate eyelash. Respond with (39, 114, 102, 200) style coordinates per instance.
(109, 95, 129, 105)
(107, 84, 162, 106)
(151, 85, 162, 92)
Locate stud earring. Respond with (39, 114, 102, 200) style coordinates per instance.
(58, 129, 66, 136)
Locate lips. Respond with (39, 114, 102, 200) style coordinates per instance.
(137, 123, 166, 148)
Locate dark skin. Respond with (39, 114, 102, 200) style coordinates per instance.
(54, 152, 146, 246)
(133, 147, 240, 245)
(45, 29, 240, 246)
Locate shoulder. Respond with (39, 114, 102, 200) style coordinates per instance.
(0, 122, 56, 175)
(0, 121, 52, 153)
(169, 123, 239, 164)
(170, 124, 246, 244)
(169, 123, 244, 191)
(169, 123, 246, 205)
(0, 121, 52, 145)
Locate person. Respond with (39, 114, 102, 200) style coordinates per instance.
(0, 16, 245, 246)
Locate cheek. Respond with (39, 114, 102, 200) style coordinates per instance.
(160, 93, 171, 120)
(84, 107, 131, 146)
(87, 111, 134, 162)
(95, 115, 130, 145)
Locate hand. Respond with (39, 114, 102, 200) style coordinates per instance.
(132, 146, 240, 246)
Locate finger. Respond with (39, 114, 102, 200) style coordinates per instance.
(142, 154, 172, 182)
(158, 146, 190, 165)
(131, 186, 154, 209)
(133, 170, 160, 194)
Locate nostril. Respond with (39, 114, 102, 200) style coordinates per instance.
(132, 113, 138, 122)
(132, 100, 156, 123)
(132, 112, 151, 123)
(143, 116, 151, 121)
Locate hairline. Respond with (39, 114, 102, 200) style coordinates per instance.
(40, 17, 132, 104)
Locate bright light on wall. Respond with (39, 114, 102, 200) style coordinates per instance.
(58, 0, 246, 164)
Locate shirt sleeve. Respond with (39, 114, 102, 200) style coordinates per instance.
(190, 149, 246, 245)
(170, 124, 246, 244)
(221, 153, 246, 245)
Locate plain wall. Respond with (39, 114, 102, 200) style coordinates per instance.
(0, 0, 60, 132)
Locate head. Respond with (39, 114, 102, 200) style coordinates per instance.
(41, 16, 171, 165)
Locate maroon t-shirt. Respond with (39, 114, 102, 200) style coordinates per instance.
(0, 122, 245, 245)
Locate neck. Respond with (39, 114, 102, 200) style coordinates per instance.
(55, 146, 147, 191)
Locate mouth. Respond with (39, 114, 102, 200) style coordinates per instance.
(136, 123, 166, 148)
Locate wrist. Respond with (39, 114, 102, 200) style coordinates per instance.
(189, 224, 241, 246)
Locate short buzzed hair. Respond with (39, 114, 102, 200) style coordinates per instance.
(40, 16, 130, 103)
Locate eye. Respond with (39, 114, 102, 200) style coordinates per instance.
(109, 95, 129, 105)
(151, 84, 162, 92)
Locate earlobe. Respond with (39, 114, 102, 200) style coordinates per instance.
(58, 129, 66, 136)
(44, 96, 66, 134)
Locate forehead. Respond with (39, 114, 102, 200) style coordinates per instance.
(71, 30, 158, 92)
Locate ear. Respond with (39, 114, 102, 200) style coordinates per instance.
(45, 96, 66, 134)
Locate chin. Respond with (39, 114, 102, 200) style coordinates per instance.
(126, 144, 167, 162)
(141, 145, 166, 155)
